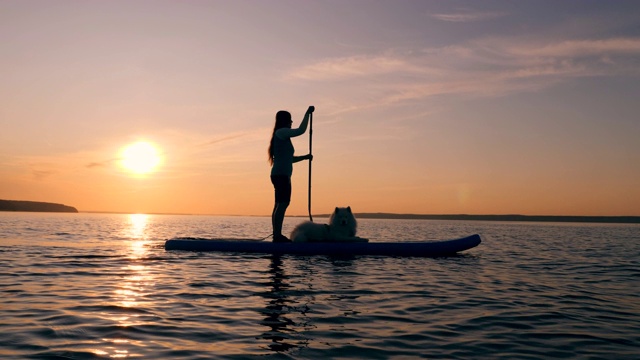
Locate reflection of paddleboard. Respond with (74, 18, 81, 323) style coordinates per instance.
(164, 234, 481, 257)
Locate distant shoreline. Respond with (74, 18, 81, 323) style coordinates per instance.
(79, 211, 640, 224)
(349, 213, 640, 224)
(0, 200, 78, 213)
(3, 202, 637, 224)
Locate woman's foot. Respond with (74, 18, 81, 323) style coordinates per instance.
(273, 234, 291, 243)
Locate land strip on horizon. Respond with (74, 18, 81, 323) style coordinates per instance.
(2, 199, 638, 224)
(309, 213, 640, 224)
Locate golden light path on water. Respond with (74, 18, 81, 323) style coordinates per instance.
(93, 214, 152, 358)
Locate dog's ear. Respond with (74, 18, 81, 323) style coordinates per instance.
(347, 206, 351, 213)
(335, 207, 339, 213)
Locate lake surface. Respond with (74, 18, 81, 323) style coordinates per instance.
(1, 212, 638, 359)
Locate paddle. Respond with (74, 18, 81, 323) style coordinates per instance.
(308, 110, 313, 222)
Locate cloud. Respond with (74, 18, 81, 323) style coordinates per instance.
(32, 169, 56, 181)
(86, 158, 117, 169)
(507, 38, 640, 57)
(286, 36, 640, 112)
(431, 10, 507, 23)
(286, 55, 415, 81)
(201, 133, 247, 147)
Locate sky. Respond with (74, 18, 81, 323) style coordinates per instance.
(1, 0, 639, 216)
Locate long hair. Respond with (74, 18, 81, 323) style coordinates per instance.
(268, 110, 292, 165)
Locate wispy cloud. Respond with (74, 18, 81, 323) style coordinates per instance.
(286, 55, 417, 81)
(32, 169, 56, 181)
(287, 36, 640, 112)
(86, 159, 117, 169)
(431, 10, 507, 23)
(507, 38, 640, 57)
(200, 133, 247, 147)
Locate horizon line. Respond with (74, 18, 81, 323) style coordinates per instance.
(74, 211, 640, 224)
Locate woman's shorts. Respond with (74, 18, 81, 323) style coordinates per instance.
(270, 175, 291, 203)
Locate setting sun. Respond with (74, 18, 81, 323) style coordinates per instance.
(120, 142, 162, 175)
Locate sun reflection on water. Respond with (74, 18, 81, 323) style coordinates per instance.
(129, 213, 149, 239)
(127, 214, 150, 259)
(94, 214, 156, 358)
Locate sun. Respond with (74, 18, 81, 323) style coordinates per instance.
(120, 141, 162, 175)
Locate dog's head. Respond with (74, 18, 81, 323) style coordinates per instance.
(330, 206, 356, 228)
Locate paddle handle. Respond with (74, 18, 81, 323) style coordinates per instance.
(308, 111, 313, 222)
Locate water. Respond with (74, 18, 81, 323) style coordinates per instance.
(1, 212, 638, 359)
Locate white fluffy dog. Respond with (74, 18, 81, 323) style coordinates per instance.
(290, 206, 368, 242)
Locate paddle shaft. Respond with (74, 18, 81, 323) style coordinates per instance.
(308, 111, 313, 222)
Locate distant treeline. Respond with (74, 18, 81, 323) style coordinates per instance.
(0, 200, 78, 213)
(311, 213, 639, 224)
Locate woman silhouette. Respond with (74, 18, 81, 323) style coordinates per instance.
(268, 106, 314, 242)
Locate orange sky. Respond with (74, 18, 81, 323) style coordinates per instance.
(1, 1, 639, 216)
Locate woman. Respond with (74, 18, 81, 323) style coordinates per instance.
(268, 106, 314, 242)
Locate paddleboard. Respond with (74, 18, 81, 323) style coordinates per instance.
(164, 234, 481, 257)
